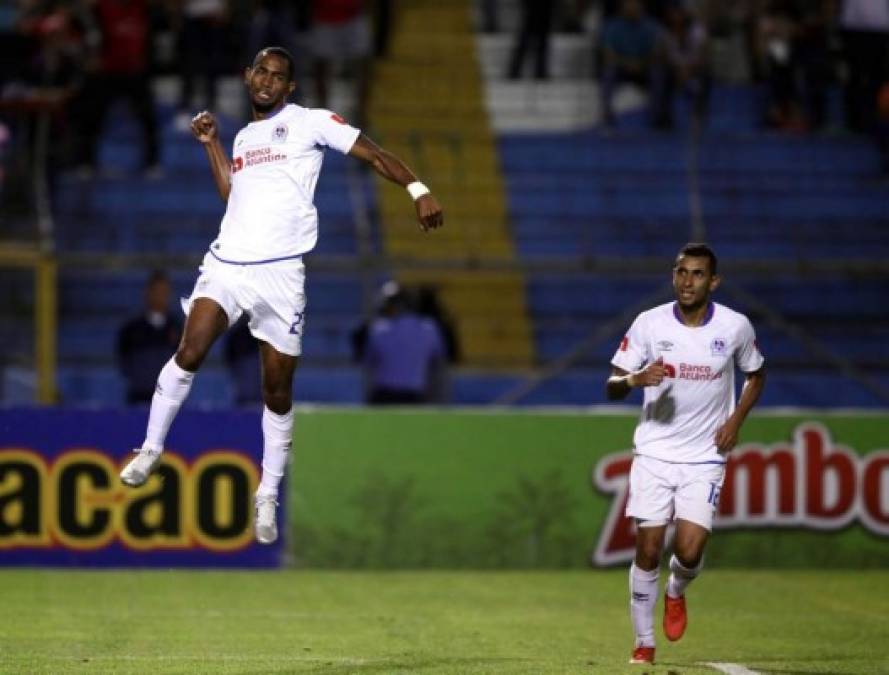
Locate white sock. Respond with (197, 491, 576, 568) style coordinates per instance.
(141, 358, 195, 452)
(258, 406, 293, 499)
(666, 554, 702, 598)
(629, 563, 659, 648)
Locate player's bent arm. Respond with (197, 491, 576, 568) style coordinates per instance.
(348, 135, 443, 231)
(191, 111, 231, 202)
(607, 358, 666, 400)
(606, 366, 638, 401)
(348, 135, 417, 186)
(203, 138, 232, 203)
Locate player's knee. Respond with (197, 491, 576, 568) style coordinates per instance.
(635, 543, 662, 570)
(635, 553, 660, 571)
(262, 390, 290, 414)
(673, 548, 703, 570)
(175, 343, 206, 371)
(261, 379, 290, 410)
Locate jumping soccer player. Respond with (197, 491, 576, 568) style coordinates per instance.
(120, 46, 443, 545)
(605, 243, 765, 665)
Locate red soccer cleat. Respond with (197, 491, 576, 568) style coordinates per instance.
(663, 593, 687, 641)
(629, 646, 655, 664)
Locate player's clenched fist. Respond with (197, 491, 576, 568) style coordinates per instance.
(415, 194, 443, 232)
(630, 356, 667, 388)
(191, 111, 218, 144)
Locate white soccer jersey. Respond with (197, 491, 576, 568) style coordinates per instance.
(209, 104, 360, 264)
(611, 301, 764, 464)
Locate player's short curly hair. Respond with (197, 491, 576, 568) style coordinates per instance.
(253, 46, 295, 81)
(676, 242, 718, 274)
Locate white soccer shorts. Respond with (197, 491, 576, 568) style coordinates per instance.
(625, 454, 725, 531)
(183, 251, 307, 357)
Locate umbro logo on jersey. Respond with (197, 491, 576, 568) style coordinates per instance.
(656, 340, 673, 352)
(711, 338, 727, 356)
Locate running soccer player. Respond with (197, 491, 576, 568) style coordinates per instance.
(119, 46, 443, 545)
(606, 243, 765, 665)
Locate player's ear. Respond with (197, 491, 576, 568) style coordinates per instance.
(243, 66, 253, 86)
(709, 274, 721, 292)
(287, 81, 296, 96)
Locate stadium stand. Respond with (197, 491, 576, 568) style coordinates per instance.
(2, 0, 887, 409)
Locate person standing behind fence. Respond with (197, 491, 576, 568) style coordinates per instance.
(72, 0, 161, 177)
(309, 0, 371, 125)
(506, 0, 555, 80)
(117, 271, 182, 405)
(173, 0, 229, 132)
(364, 282, 446, 405)
(599, 0, 662, 129)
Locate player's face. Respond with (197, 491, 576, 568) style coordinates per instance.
(672, 255, 719, 309)
(245, 54, 295, 114)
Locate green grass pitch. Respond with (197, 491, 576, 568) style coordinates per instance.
(1, 569, 887, 674)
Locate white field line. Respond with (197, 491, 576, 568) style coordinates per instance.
(703, 663, 763, 675)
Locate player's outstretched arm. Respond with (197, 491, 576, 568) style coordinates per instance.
(606, 359, 666, 401)
(191, 111, 232, 203)
(348, 135, 443, 232)
(716, 367, 766, 453)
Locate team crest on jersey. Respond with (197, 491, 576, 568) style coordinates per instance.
(656, 340, 673, 352)
(710, 338, 727, 356)
(272, 124, 288, 142)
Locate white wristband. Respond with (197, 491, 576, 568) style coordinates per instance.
(406, 181, 430, 201)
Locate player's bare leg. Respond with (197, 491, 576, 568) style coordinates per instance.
(253, 342, 298, 544)
(121, 299, 228, 486)
(629, 522, 666, 664)
(664, 518, 709, 641)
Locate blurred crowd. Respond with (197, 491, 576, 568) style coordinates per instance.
(2, 0, 888, 185)
(503, 0, 889, 137)
(0, 0, 388, 179)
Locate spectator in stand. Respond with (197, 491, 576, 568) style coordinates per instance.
(363, 281, 446, 405)
(599, 0, 663, 129)
(225, 315, 262, 406)
(656, 3, 711, 129)
(117, 271, 183, 405)
(795, 0, 835, 131)
(480, 0, 499, 33)
(245, 0, 299, 80)
(371, 0, 392, 58)
(415, 284, 459, 364)
(877, 82, 889, 174)
(71, 0, 162, 178)
(414, 284, 458, 404)
(310, 0, 371, 125)
(754, 0, 804, 130)
(6, 2, 89, 172)
(839, 0, 889, 134)
(506, 0, 555, 80)
(173, 0, 229, 132)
